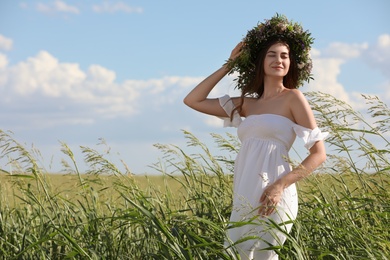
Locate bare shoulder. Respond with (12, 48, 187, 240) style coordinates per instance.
(287, 89, 317, 128)
(286, 89, 307, 104)
(285, 89, 311, 112)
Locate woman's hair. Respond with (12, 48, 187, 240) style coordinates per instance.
(231, 39, 299, 118)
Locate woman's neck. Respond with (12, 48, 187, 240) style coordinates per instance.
(262, 78, 285, 99)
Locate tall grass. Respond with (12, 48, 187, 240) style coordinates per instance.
(0, 92, 389, 259)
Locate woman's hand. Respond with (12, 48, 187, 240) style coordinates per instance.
(228, 42, 244, 61)
(258, 181, 284, 217)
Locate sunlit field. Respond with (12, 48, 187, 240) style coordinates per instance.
(1, 92, 389, 259)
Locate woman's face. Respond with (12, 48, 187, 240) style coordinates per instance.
(263, 42, 290, 79)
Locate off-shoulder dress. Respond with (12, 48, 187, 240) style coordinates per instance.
(219, 95, 328, 260)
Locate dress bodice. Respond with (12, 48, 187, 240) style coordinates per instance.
(238, 114, 297, 151)
(218, 94, 328, 150)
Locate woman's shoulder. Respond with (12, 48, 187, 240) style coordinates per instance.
(286, 88, 304, 97)
(285, 88, 307, 104)
(287, 89, 316, 127)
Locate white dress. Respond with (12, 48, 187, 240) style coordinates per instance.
(219, 95, 328, 260)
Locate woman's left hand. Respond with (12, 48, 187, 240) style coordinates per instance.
(258, 181, 284, 217)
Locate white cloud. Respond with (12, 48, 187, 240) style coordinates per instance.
(378, 34, 390, 47)
(5, 51, 86, 97)
(0, 35, 13, 51)
(307, 36, 390, 110)
(362, 34, 390, 79)
(148, 77, 203, 102)
(315, 34, 390, 83)
(87, 64, 116, 85)
(0, 51, 136, 120)
(92, 2, 143, 14)
(308, 56, 350, 100)
(0, 53, 8, 69)
(0, 50, 205, 128)
(322, 42, 368, 59)
(309, 57, 366, 110)
(36, 0, 80, 15)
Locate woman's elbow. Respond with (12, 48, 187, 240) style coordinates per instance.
(183, 95, 201, 109)
(183, 96, 192, 108)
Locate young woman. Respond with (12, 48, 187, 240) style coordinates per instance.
(184, 15, 328, 260)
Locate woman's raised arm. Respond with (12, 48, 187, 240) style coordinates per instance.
(183, 42, 243, 117)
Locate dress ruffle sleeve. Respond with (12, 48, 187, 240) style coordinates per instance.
(293, 125, 329, 150)
(218, 94, 242, 128)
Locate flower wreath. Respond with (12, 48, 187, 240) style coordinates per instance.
(227, 14, 314, 90)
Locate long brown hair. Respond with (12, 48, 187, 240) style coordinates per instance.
(231, 39, 299, 118)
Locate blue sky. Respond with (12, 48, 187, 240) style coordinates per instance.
(0, 0, 389, 174)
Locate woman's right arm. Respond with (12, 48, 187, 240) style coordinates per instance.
(183, 42, 243, 117)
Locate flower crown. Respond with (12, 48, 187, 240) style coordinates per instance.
(227, 14, 314, 90)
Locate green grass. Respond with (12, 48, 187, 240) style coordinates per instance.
(0, 92, 389, 259)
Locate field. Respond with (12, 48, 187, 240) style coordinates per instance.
(0, 92, 389, 259)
